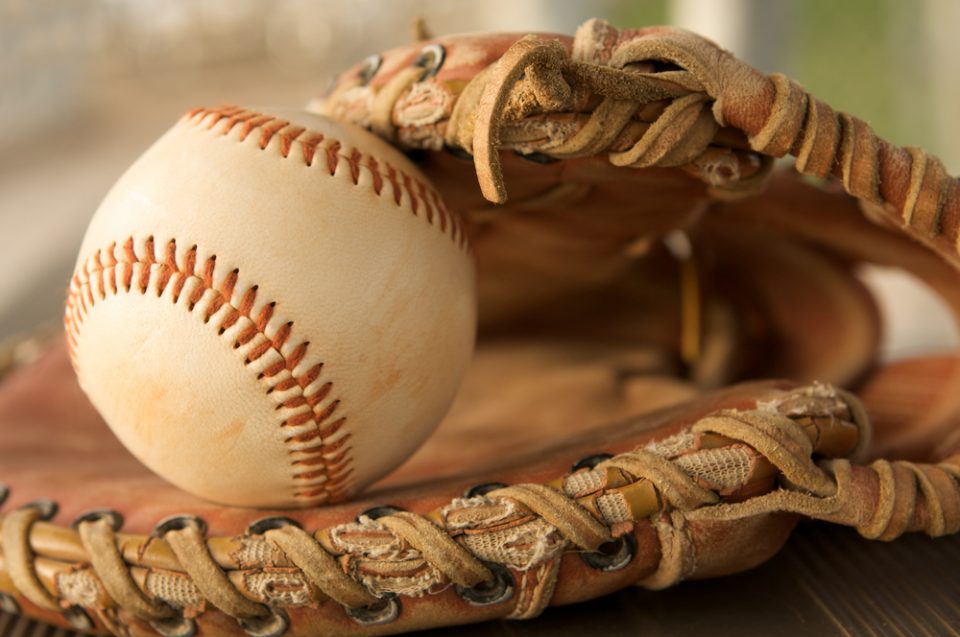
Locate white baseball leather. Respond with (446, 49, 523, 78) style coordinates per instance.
(65, 106, 476, 508)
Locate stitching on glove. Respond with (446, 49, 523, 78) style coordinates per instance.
(162, 521, 272, 623)
(77, 518, 175, 621)
(334, 19, 957, 268)
(0, 507, 61, 612)
(1, 382, 909, 631)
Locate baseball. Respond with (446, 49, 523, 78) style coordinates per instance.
(65, 106, 476, 508)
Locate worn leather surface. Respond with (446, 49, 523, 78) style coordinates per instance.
(5, 522, 958, 637)
(1, 338, 957, 635)
(1, 337, 812, 635)
(3, 18, 960, 637)
(0, 338, 727, 535)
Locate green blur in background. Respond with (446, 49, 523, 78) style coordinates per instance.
(0, 0, 957, 349)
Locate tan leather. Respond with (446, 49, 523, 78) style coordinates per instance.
(2, 17, 960, 637)
(1, 341, 956, 636)
(0, 341, 859, 633)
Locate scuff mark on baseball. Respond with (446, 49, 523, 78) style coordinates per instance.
(65, 106, 476, 508)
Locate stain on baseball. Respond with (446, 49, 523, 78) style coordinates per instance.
(65, 106, 476, 508)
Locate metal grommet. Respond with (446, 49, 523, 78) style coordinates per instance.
(0, 592, 20, 615)
(580, 533, 637, 572)
(412, 43, 445, 77)
(571, 453, 613, 473)
(64, 606, 94, 631)
(444, 145, 473, 161)
(24, 499, 58, 520)
(357, 505, 404, 522)
(358, 54, 382, 85)
(0, 484, 9, 507)
(240, 608, 288, 637)
(71, 509, 124, 531)
(246, 517, 300, 536)
(464, 482, 506, 498)
(150, 614, 197, 637)
(153, 515, 207, 538)
(346, 594, 400, 626)
(455, 562, 514, 606)
(515, 151, 560, 164)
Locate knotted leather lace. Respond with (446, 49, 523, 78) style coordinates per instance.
(3, 387, 959, 629)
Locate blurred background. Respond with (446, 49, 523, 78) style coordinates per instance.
(1, 0, 958, 357)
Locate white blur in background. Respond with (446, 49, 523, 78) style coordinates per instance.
(0, 0, 957, 361)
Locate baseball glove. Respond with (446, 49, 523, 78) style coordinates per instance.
(2, 17, 959, 637)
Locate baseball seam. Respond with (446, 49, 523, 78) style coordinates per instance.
(185, 105, 470, 253)
(65, 105, 469, 505)
(64, 236, 352, 505)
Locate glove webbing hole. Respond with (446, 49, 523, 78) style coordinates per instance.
(71, 509, 123, 531)
(245, 516, 300, 536)
(464, 482, 507, 498)
(23, 499, 57, 521)
(357, 54, 382, 85)
(572, 453, 613, 472)
(153, 515, 207, 538)
(150, 614, 196, 637)
(345, 594, 400, 626)
(63, 606, 94, 632)
(580, 532, 637, 572)
(412, 43, 445, 77)
(357, 505, 405, 521)
(0, 592, 20, 615)
(455, 561, 515, 607)
(240, 608, 288, 637)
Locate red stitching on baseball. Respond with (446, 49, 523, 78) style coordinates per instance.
(384, 164, 402, 206)
(64, 237, 352, 504)
(300, 132, 324, 166)
(184, 106, 470, 252)
(403, 172, 418, 215)
(65, 104, 469, 505)
(325, 140, 341, 176)
(367, 156, 384, 195)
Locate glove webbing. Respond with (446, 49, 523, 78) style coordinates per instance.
(462, 20, 958, 275)
(3, 386, 958, 630)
